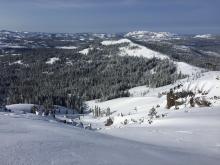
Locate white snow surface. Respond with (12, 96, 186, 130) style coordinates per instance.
(86, 71, 220, 118)
(46, 57, 60, 64)
(56, 46, 77, 49)
(100, 106, 220, 157)
(101, 38, 131, 45)
(175, 62, 205, 75)
(85, 71, 220, 130)
(194, 34, 213, 39)
(102, 39, 168, 59)
(0, 107, 219, 165)
(79, 48, 93, 55)
(101, 38, 204, 75)
(6, 104, 34, 113)
(125, 31, 175, 41)
(1, 71, 220, 164)
(81, 71, 220, 164)
(9, 60, 24, 65)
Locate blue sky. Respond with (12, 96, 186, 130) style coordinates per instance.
(0, 0, 219, 34)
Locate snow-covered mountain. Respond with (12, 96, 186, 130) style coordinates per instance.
(193, 34, 214, 39)
(1, 29, 220, 165)
(101, 38, 205, 75)
(125, 31, 177, 41)
(101, 38, 168, 59)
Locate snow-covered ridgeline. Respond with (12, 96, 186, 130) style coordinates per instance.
(101, 38, 204, 75)
(101, 38, 168, 59)
(125, 31, 174, 41)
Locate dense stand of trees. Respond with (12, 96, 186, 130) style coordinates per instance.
(0, 43, 183, 112)
(1, 31, 219, 113)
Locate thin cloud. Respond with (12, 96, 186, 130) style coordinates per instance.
(1, 0, 145, 8)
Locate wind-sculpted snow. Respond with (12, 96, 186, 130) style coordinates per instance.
(0, 112, 219, 165)
(100, 106, 220, 157)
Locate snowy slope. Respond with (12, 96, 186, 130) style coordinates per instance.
(175, 62, 205, 75)
(1, 73, 220, 165)
(85, 71, 220, 128)
(81, 71, 220, 164)
(102, 38, 168, 59)
(6, 104, 34, 113)
(1, 112, 219, 165)
(79, 48, 93, 55)
(101, 106, 220, 157)
(101, 38, 204, 75)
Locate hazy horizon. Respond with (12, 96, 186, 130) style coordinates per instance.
(0, 0, 219, 34)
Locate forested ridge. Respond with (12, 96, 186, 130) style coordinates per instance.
(0, 46, 182, 112)
(1, 30, 219, 113)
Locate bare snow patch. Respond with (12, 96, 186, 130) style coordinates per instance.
(175, 62, 204, 75)
(46, 57, 60, 64)
(9, 60, 25, 66)
(6, 104, 34, 113)
(79, 48, 93, 55)
(56, 46, 77, 49)
(119, 41, 168, 59)
(194, 34, 214, 39)
(129, 86, 150, 97)
(11, 53, 21, 56)
(101, 39, 131, 45)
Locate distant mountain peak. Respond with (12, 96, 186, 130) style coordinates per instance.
(193, 34, 213, 39)
(125, 31, 175, 41)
